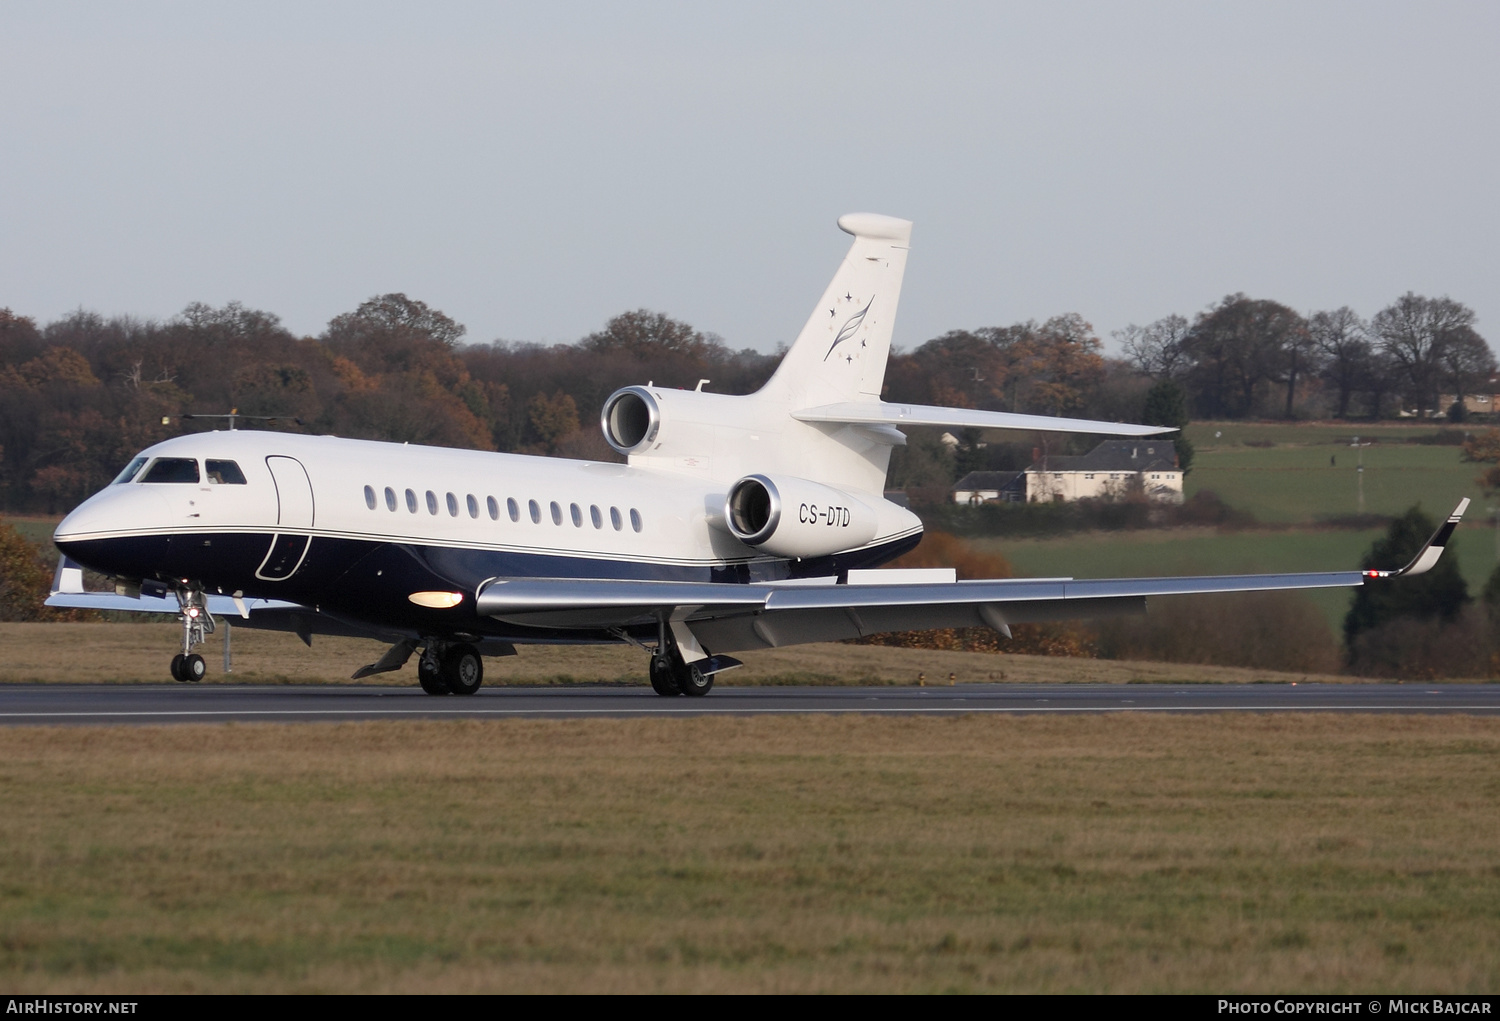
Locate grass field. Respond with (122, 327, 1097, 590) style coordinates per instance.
(984, 524, 1500, 635)
(1184, 421, 1483, 524)
(0, 714, 1495, 993)
(0, 623, 1374, 687)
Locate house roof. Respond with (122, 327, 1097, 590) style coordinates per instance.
(1026, 439, 1176, 473)
(952, 470, 1024, 491)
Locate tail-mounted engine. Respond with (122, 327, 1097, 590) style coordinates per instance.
(600, 386, 662, 455)
(723, 473, 878, 559)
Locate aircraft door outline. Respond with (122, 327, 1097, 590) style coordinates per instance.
(256, 456, 315, 581)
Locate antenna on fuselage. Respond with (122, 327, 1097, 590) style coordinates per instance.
(160, 408, 305, 431)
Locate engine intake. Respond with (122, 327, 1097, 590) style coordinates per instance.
(724, 474, 878, 559)
(600, 386, 660, 455)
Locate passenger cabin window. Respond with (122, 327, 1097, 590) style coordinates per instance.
(205, 460, 246, 484)
(113, 457, 149, 484)
(570, 503, 582, 527)
(528, 499, 541, 524)
(446, 492, 459, 517)
(385, 487, 398, 511)
(630, 508, 642, 533)
(364, 485, 377, 509)
(406, 489, 418, 513)
(487, 496, 499, 520)
(590, 505, 603, 529)
(507, 498, 519, 522)
(550, 501, 563, 525)
(610, 506, 622, 531)
(426, 490, 439, 515)
(467, 494, 479, 519)
(140, 458, 200, 484)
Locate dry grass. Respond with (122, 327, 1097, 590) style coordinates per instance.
(0, 714, 1497, 993)
(0, 622, 1406, 687)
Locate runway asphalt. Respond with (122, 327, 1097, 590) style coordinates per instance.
(0, 681, 1497, 724)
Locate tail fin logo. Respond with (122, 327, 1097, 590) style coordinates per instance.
(823, 297, 873, 362)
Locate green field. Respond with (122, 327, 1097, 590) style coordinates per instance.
(1183, 421, 1482, 524)
(983, 524, 1500, 635)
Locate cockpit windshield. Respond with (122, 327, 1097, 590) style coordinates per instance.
(112, 456, 149, 485)
(206, 460, 247, 484)
(138, 458, 201, 484)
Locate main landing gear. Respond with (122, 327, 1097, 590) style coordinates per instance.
(169, 584, 214, 682)
(649, 652, 713, 697)
(416, 642, 484, 696)
(640, 617, 738, 697)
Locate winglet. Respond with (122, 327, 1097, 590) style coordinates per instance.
(1363, 498, 1470, 579)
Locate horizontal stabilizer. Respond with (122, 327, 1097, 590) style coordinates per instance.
(791, 402, 1173, 437)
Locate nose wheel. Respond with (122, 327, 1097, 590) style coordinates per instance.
(170, 653, 206, 683)
(168, 584, 215, 682)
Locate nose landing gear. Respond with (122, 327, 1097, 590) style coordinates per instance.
(169, 584, 215, 683)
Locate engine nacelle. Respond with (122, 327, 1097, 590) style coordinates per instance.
(723, 473, 879, 559)
(600, 386, 663, 455)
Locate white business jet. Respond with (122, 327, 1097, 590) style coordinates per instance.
(48, 214, 1467, 695)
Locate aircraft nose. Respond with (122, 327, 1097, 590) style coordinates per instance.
(55, 487, 170, 543)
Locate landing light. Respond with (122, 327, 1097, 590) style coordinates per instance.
(408, 591, 464, 609)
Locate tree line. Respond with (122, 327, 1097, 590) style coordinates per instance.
(1116, 292, 1493, 421)
(0, 287, 1490, 511)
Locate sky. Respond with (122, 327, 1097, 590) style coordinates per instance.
(1, 1, 1496, 356)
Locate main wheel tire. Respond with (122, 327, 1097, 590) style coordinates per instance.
(184, 653, 206, 683)
(676, 661, 713, 697)
(443, 643, 483, 696)
(418, 653, 449, 695)
(649, 655, 680, 696)
(170, 654, 187, 682)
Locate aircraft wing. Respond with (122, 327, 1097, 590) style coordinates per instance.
(791, 401, 1174, 437)
(479, 499, 1469, 655)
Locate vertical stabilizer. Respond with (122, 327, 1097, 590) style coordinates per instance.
(758, 213, 911, 409)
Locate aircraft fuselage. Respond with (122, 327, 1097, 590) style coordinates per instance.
(55, 430, 922, 645)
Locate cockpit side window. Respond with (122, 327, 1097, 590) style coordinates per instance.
(113, 456, 149, 485)
(139, 458, 201, 484)
(205, 459, 247, 485)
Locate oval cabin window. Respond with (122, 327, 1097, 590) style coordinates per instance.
(487, 496, 500, 521)
(528, 500, 541, 524)
(385, 487, 398, 511)
(426, 491, 439, 515)
(508, 498, 520, 522)
(406, 489, 418, 513)
(590, 505, 603, 529)
(610, 507, 622, 531)
(446, 492, 459, 517)
(550, 501, 563, 525)
(630, 508, 642, 533)
(364, 485, 376, 510)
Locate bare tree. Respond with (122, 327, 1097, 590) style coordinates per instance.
(1441, 326, 1496, 418)
(1182, 295, 1304, 419)
(1371, 293, 1478, 415)
(1309, 307, 1370, 419)
(1115, 314, 1190, 379)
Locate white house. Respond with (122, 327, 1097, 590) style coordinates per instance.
(1024, 440, 1183, 504)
